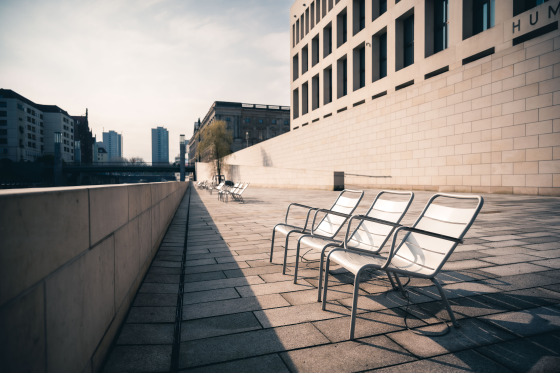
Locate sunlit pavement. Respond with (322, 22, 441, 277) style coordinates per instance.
(103, 183, 560, 372)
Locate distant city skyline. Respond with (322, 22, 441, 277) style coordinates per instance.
(0, 0, 292, 162)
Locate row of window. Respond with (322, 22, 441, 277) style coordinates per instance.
(293, 0, 504, 83)
(293, 0, 341, 47)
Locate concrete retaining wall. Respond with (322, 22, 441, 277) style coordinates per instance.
(196, 162, 342, 190)
(0, 182, 188, 372)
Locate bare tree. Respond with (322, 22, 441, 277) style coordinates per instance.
(129, 157, 146, 165)
(195, 120, 232, 180)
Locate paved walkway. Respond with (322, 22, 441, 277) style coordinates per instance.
(103, 184, 560, 372)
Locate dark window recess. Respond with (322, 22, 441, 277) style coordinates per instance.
(434, 0, 449, 54)
(513, 0, 548, 17)
(324, 113, 333, 118)
(472, 0, 495, 35)
(312, 118, 320, 123)
(302, 122, 309, 127)
(337, 107, 348, 113)
(403, 14, 414, 68)
(513, 21, 558, 45)
(379, 32, 387, 78)
(395, 80, 414, 90)
(425, 65, 449, 79)
(353, 99, 366, 107)
(462, 47, 495, 65)
(373, 0, 387, 20)
(372, 91, 387, 100)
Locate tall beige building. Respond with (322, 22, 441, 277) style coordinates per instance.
(227, 0, 560, 195)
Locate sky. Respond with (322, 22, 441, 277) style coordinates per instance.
(0, 0, 293, 162)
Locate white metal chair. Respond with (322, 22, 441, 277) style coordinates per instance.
(231, 182, 249, 203)
(269, 189, 363, 275)
(295, 190, 414, 301)
(288, 189, 364, 279)
(219, 182, 239, 202)
(322, 193, 484, 339)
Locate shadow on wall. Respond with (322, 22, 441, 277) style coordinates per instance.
(261, 147, 273, 167)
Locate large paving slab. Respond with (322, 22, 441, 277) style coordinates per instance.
(103, 184, 560, 372)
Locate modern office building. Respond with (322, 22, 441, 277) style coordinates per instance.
(72, 109, 95, 164)
(188, 101, 290, 164)
(102, 130, 123, 161)
(151, 126, 169, 164)
(226, 0, 560, 195)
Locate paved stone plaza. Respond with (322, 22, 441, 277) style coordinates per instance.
(103, 184, 560, 372)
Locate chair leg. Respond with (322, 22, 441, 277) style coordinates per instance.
(318, 248, 326, 302)
(282, 232, 293, 275)
(321, 256, 331, 311)
(393, 273, 407, 297)
(349, 269, 364, 340)
(293, 238, 303, 284)
(432, 278, 460, 328)
(270, 229, 276, 262)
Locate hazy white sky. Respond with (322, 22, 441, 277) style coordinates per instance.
(0, 0, 293, 162)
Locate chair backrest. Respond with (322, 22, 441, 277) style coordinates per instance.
(346, 190, 414, 253)
(236, 183, 249, 195)
(391, 193, 484, 278)
(313, 189, 364, 238)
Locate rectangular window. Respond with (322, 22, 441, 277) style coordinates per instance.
(323, 22, 333, 57)
(0, 111, 6, 117)
(322, 0, 327, 17)
(293, 54, 299, 81)
(337, 55, 348, 98)
(514, 0, 548, 16)
(353, 44, 366, 90)
(0, 102, 6, 107)
(373, 0, 387, 20)
(296, 19, 300, 43)
(473, 0, 494, 35)
(397, 12, 414, 70)
(337, 8, 348, 47)
(312, 35, 320, 66)
(404, 14, 414, 67)
(311, 2, 316, 29)
(302, 45, 309, 74)
(323, 65, 333, 104)
(316, 0, 322, 23)
(301, 15, 305, 38)
(353, 0, 366, 35)
(329, 0, 334, 10)
(302, 82, 309, 115)
(305, 8, 310, 35)
(434, 0, 448, 54)
(312, 74, 320, 110)
(464, 0, 495, 38)
(293, 89, 300, 119)
(293, 24, 296, 47)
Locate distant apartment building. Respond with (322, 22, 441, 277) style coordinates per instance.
(94, 142, 108, 163)
(102, 130, 123, 161)
(151, 126, 169, 164)
(38, 105, 75, 163)
(72, 109, 95, 164)
(188, 101, 290, 164)
(0, 89, 77, 162)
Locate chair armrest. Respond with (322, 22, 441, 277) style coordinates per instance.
(381, 226, 463, 269)
(285, 203, 319, 229)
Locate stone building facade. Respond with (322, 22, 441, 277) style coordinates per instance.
(188, 101, 290, 164)
(225, 0, 560, 195)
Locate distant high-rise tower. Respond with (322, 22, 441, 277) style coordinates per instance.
(102, 130, 122, 161)
(151, 126, 169, 164)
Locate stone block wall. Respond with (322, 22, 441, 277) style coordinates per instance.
(0, 182, 188, 372)
(228, 30, 560, 195)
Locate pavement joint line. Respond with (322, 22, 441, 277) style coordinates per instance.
(170, 185, 191, 372)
